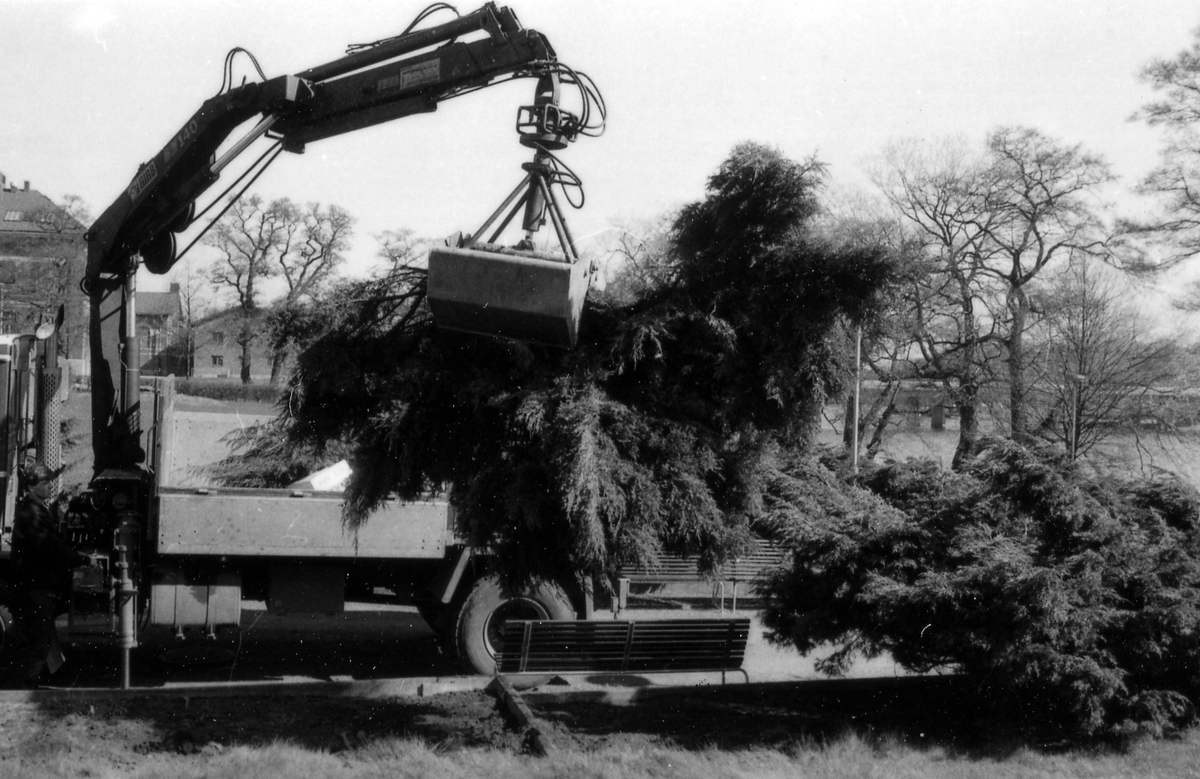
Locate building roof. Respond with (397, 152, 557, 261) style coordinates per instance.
(0, 176, 84, 234)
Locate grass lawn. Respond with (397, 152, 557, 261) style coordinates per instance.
(2, 686, 1199, 779)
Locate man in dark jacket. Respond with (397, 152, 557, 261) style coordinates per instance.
(5, 463, 91, 688)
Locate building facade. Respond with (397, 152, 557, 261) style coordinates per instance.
(0, 173, 87, 366)
(137, 284, 184, 376)
(190, 308, 276, 382)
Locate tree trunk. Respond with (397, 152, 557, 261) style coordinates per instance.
(239, 319, 253, 384)
(865, 398, 898, 459)
(951, 381, 980, 471)
(864, 381, 901, 459)
(1007, 283, 1031, 443)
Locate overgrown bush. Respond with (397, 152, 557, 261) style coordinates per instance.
(760, 438, 1200, 742)
(176, 378, 283, 404)
(217, 142, 895, 590)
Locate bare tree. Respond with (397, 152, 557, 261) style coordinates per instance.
(205, 195, 289, 383)
(374, 228, 429, 276)
(598, 212, 677, 304)
(277, 203, 353, 298)
(1028, 261, 1178, 463)
(869, 129, 1119, 462)
(1130, 27, 1200, 267)
(869, 137, 1006, 468)
(205, 195, 352, 383)
(265, 202, 354, 383)
(167, 258, 210, 377)
(977, 127, 1117, 442)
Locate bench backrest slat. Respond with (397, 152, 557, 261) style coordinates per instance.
(495, 618, 751, 675)
(618, 541, 788, 583)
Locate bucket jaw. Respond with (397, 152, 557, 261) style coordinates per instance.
(427, 243, 590, 349)
(427, 145, 592, 348)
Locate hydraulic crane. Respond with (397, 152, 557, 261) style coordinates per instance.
(22, 3, 604, 687)
(83, 2, 603, 476)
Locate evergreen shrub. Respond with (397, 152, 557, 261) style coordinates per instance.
(760, 438, 1200, 741)
(228, 142, 894, 590)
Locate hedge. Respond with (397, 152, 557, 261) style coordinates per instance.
(175, 378, 283, 404)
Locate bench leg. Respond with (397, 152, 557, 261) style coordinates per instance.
(617, 578, 630, 616)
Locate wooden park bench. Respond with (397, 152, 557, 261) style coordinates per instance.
(495, 617, 751, 684)
(616, 540, 788, 613)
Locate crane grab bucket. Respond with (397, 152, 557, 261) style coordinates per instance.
(427, 245, 590, 349)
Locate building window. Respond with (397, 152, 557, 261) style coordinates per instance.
(212, 331, 225, 345)
(3, 211, 22, 222)
(140, 328, 158, 356)
(211, 355, 224, 367)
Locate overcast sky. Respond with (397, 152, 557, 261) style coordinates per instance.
(2, 0, 1199, 307)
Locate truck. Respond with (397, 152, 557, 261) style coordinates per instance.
(0, 2, 603, 687)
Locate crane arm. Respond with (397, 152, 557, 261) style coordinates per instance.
(83, 3, 596, 474)
(85, 3, 571, 287)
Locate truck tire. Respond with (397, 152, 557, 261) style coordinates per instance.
(452, 574, 574, 677)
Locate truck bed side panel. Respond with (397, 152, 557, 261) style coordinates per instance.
(156, 489, 447, 558)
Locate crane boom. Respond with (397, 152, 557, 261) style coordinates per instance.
(83, 3, 599, 474)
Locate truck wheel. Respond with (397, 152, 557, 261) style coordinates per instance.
(452, 574, 574, 677)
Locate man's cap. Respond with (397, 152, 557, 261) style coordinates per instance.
(23, 462, 66, 486)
